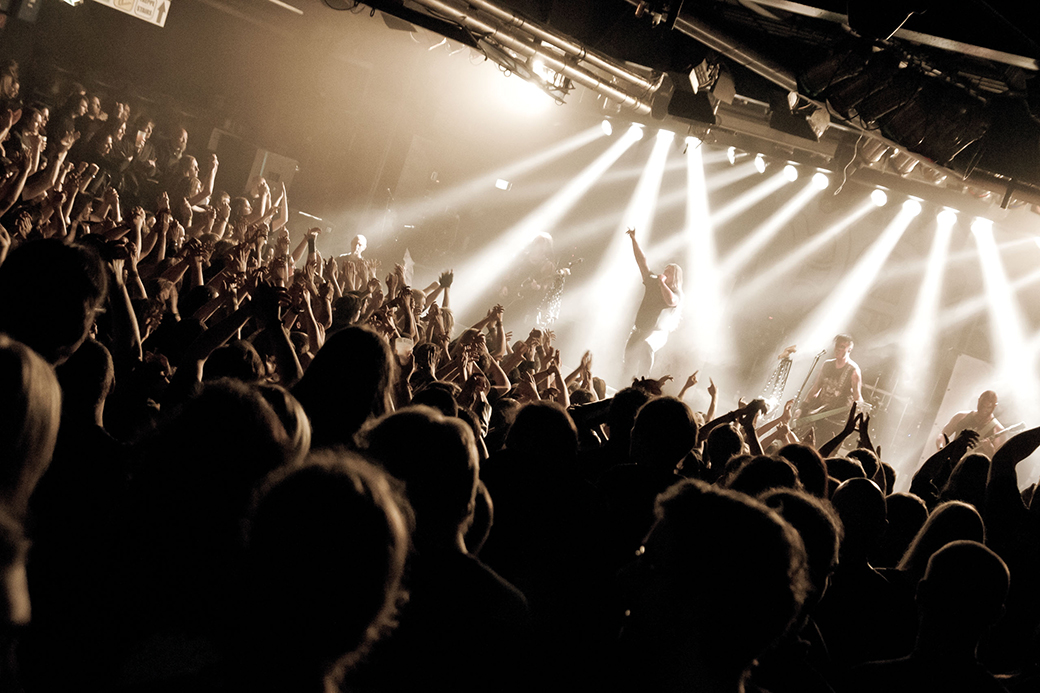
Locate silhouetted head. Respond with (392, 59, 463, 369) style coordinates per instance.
(0, 240, 107, 365)
(204, 339, 265, 383)
(358, 405, 478, 550)
(0, 334, 61, 517)
(830, 478, 887, 561)
(897, 500, 985, 586)
(245, 451, 410, 690)
(706, 423, 744, 471)
(873, 492, 928, 569)
(917, 540, 1008, 638)
(726, 455, 801, 497)
(505, 401, 578, 470)
(778, 443, 828, 498)
(623, 480, 808, 684)
(630, 396, 698, 473)
(292, 326, 394, 449)
(760, 488, 843, 605)
(606, 386, 652, 450)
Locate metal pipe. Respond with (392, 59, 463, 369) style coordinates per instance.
(411, 0, 655, 115)
(463, 0, 658, 92)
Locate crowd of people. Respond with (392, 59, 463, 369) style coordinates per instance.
(2, 62, 1040, 693)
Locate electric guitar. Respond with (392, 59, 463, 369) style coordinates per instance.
(790, 401, 873, 433)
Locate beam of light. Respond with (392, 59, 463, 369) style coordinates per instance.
(868, 264, 1040, 348)
(574, 133, 677, 379)
(705, 161, 762, 193)
(730, 196, 876, 307)
(362, 125, 606, 236)
(710, 171, 788, 227)
(896, 213, 954, 399)
(628, 129, 674, 239)
(971, 219, 1040, 424)
(793, 201, 918, 351)
(680, 137, 726, 363)
(498, 74, 555, 114)
(451, 125, 641, 318)
(866, 234, 1033, 287)
(719, 178, 818, 279)
(560, 184, 688, 248)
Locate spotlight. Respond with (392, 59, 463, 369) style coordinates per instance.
(903, 198, 923, 216)
(890, 150, 919, 176)
(601, 119, 613, 136)
(937, 208, 958, 226)
(754, 154, 766, 174)
(783, 164, 799, 182)
(812, 171, 829, 190)
(658, 129, 676, 141)
(727, 146, 737, 165)
(971, 217, 994, 234)
(685, 135, 700, 147)
(871, 189, 888, 207)
(495, 179, 513, 191)
(628, 124, 645, 141)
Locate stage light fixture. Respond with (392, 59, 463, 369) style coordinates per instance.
(769, 91, 831, 142)
(812, 171, 829, 190)
(903, 198, 922, 216)
(871, 189, 888, 207)
(727, 146, 737, 165)
(937, 208, 958, 226)
(890, 149, 919, 177)
(601, 119, 613, 136)
(754, 154, 766, 174)
(495, 179, 512, 191)
(783, 164, 799, 182)
(658, 129, 676, 141)
(629, 124, 645, 141)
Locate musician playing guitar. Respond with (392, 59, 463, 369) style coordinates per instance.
(794, 334, 863, 442)
(936, 390, 1006, 458)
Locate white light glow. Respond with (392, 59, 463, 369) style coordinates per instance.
(452, 129, 640, 317)
(754, 154, 766, 174)
(727, 146, 737, 165)
(794, 200, 919, 350)
(972, 217, 994, 234)
(871, 189, 888, 207)
(783, 164, 799, 182)
(495, 179, 512, 191)
(937, 208, 958, 227)
(812, 172, 829, 190)
(903, 198, 922, 216)
(720, 178, 819, 278)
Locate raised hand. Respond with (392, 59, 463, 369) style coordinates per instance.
(439, 269, 454, 288)
(684, 371, 699, 390)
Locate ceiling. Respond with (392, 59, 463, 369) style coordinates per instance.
(362, 0, 1040, 214)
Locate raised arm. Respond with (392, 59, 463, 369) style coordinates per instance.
(626, 227, 651, 281)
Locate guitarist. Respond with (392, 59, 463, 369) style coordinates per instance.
(795, 334, 863, 441)
(936, 390, 1006, 457)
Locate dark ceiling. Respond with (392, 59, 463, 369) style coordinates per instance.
(368, 0, 1040, 209)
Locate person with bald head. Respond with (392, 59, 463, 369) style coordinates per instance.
(937, 390, 1005, 457)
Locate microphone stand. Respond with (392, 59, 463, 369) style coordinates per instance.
(794, 349, 827, 408)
